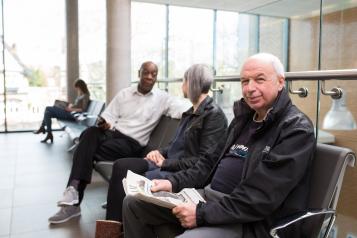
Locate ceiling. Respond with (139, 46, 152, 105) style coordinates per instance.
(134, 0, 357, 18)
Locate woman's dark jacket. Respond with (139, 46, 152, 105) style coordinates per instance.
(160, 96, 228, 172)
(167, 88, 316, 238)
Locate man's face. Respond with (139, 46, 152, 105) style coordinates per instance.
(138, 63, 158, 94)
(240, 58, 284, 114)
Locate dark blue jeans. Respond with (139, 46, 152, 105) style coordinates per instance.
(41, 106, 75, 133)
(145, 161, 174, 180)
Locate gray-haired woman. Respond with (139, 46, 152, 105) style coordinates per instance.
(103, 64, 228, 224)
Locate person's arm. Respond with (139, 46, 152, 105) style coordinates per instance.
(195, 123, 315, 226)
(68, 94, 90, 112)
(158, 146, 169, 158)
(161, 109, 227, 172)
(165, 94, 191, 119)
(80, 93, 90, 111)
(100, 91, 122, 127)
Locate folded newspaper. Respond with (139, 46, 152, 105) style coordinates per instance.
(123, 170, 206, 209)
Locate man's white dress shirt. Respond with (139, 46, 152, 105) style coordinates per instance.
(101, 86, 190, 146)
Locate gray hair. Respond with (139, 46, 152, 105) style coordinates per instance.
(184, 64, 213, 103)
(246, 53, 285, 78)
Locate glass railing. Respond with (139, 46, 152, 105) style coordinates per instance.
(152, 69, 357, 145)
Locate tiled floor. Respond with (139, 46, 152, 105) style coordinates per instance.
(0, 132, 108, 238)
(1, 132, 357, 238)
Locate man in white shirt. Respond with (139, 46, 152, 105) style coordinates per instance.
(48, 61, 189, 224)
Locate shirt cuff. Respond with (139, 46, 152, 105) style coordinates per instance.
(196, 201, 206, 226)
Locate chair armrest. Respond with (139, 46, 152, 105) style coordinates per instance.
(270, 209, 335, 238)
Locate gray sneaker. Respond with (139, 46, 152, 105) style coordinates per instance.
(48, 205, 81, 224)
(57, 186, 79, 206)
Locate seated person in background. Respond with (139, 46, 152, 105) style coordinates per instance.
(122, 53, 316, 238)
(48, 61, 190, 224)
(33, 79, 90, 143)
(104, 64, 228, 223)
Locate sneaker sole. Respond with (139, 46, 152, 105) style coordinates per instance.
(57, 200, 79, 206)
(48, 211, 81, 224)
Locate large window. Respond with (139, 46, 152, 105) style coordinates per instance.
(131, 2, 166, 81)
(79, 0, 106, 101)
(259, 16, 288, 68)
(168, 6, 214, 78)
(0, 2, 4, 131)
(216, 11, 258, 75)
(2, 0, 65, 131)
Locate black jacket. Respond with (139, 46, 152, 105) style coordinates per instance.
(160, 96, 228, 172)
(167, 88, 316, 238)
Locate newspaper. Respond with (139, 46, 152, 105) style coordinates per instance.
(123, 170, 206, 209)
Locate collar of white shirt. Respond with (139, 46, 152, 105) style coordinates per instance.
(131, 85, 155, 97)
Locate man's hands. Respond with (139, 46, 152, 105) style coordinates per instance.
(173, 203, 197, 228)
(96, 117, 111, 130)
(150, 180, 198, 229)
(145, 150, 165, 167)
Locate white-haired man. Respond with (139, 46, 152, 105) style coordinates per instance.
(122, 53, 316, 238)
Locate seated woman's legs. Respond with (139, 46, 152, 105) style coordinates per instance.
(106, 158, 148, 221)
(43, 106, 74, 133)
(39, 106, 74, 143)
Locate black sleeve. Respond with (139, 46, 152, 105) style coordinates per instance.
(160, 156, 196, 172)
(158, 146, 169, 158)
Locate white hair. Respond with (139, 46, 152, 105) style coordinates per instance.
(245, 53, 285, 78)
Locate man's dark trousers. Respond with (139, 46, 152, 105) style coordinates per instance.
(68, 126, 144, 185)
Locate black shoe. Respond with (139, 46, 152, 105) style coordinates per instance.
(41, 132, 53, 143)
(33, 126, 46, 134)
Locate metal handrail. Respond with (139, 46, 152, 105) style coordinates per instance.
(143, 69, 357, 84)
(148, 69, 357, 98)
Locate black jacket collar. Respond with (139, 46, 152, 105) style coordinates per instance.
(183, 96, 213, 117)
(233, 88, 291, 127)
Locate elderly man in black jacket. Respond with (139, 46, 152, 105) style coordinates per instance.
(104, 64, 228, 222)
(122, 53, 316, 238)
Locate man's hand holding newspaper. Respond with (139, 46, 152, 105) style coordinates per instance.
(123, 170, 205, 209)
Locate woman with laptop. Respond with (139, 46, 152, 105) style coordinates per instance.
(33, 79, 90, 143)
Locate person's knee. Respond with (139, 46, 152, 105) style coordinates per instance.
(112, 160, 125, 179)
(44, 106, 53, 115)
(82, 126, 101, 138)
(122, 195, 138, 214)
(113, 160, 123, 171)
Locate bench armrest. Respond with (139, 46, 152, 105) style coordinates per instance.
(270, 209, 335, 238)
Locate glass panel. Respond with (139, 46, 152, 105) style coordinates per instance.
(320, 0, 357, 234)
(3, 0, 65, 131)
(259, 16, 287, 67)
(79, 0, 106, 101)
(283, 0, 321, 137)
(216, 11, 258, 76)
(0, 1, 4, 131)
(131, 2, 166, 81)
(214, 81, 242, 124)
(168, 6, 213, 78)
